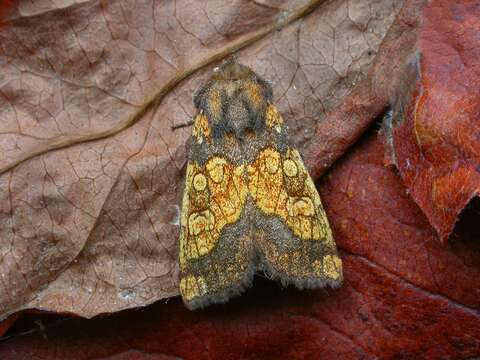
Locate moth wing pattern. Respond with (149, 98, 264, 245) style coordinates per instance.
(179, 112, 254, 310)
(249, 104, 343, 287)
(178, 61, 342, 310)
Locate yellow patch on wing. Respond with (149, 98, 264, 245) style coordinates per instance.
(323, 255, 342, 280)
(265, 104, 284, 133)
(179, 275, 207, 301)
(192, 112, 211, 144)
(179, 157, 248, 263)
(247, 148, 283, 215)
(248, 147, 334, 246)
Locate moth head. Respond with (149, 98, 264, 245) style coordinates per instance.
(210, 60, 256, 81)
(193, 60, 273, 139)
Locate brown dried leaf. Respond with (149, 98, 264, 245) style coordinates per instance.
(0, 0, 401, 318)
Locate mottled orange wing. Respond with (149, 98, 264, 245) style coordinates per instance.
(179, 113, 251, 309)
(248, 104, 343, 287)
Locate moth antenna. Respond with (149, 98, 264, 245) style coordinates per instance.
(171, 120, 194, 131)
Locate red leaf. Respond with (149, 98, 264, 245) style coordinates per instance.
(384, 1, 480, 240)
(0, 0, 15, 23)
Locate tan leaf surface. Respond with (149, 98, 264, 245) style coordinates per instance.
(0, 0, 401, 318)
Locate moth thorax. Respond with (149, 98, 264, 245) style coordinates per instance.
(225, 96, 264, 139)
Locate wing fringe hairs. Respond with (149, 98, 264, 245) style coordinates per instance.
(178, 61, 342, 310)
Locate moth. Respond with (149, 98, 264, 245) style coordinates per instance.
(179, 61, 342, 310)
